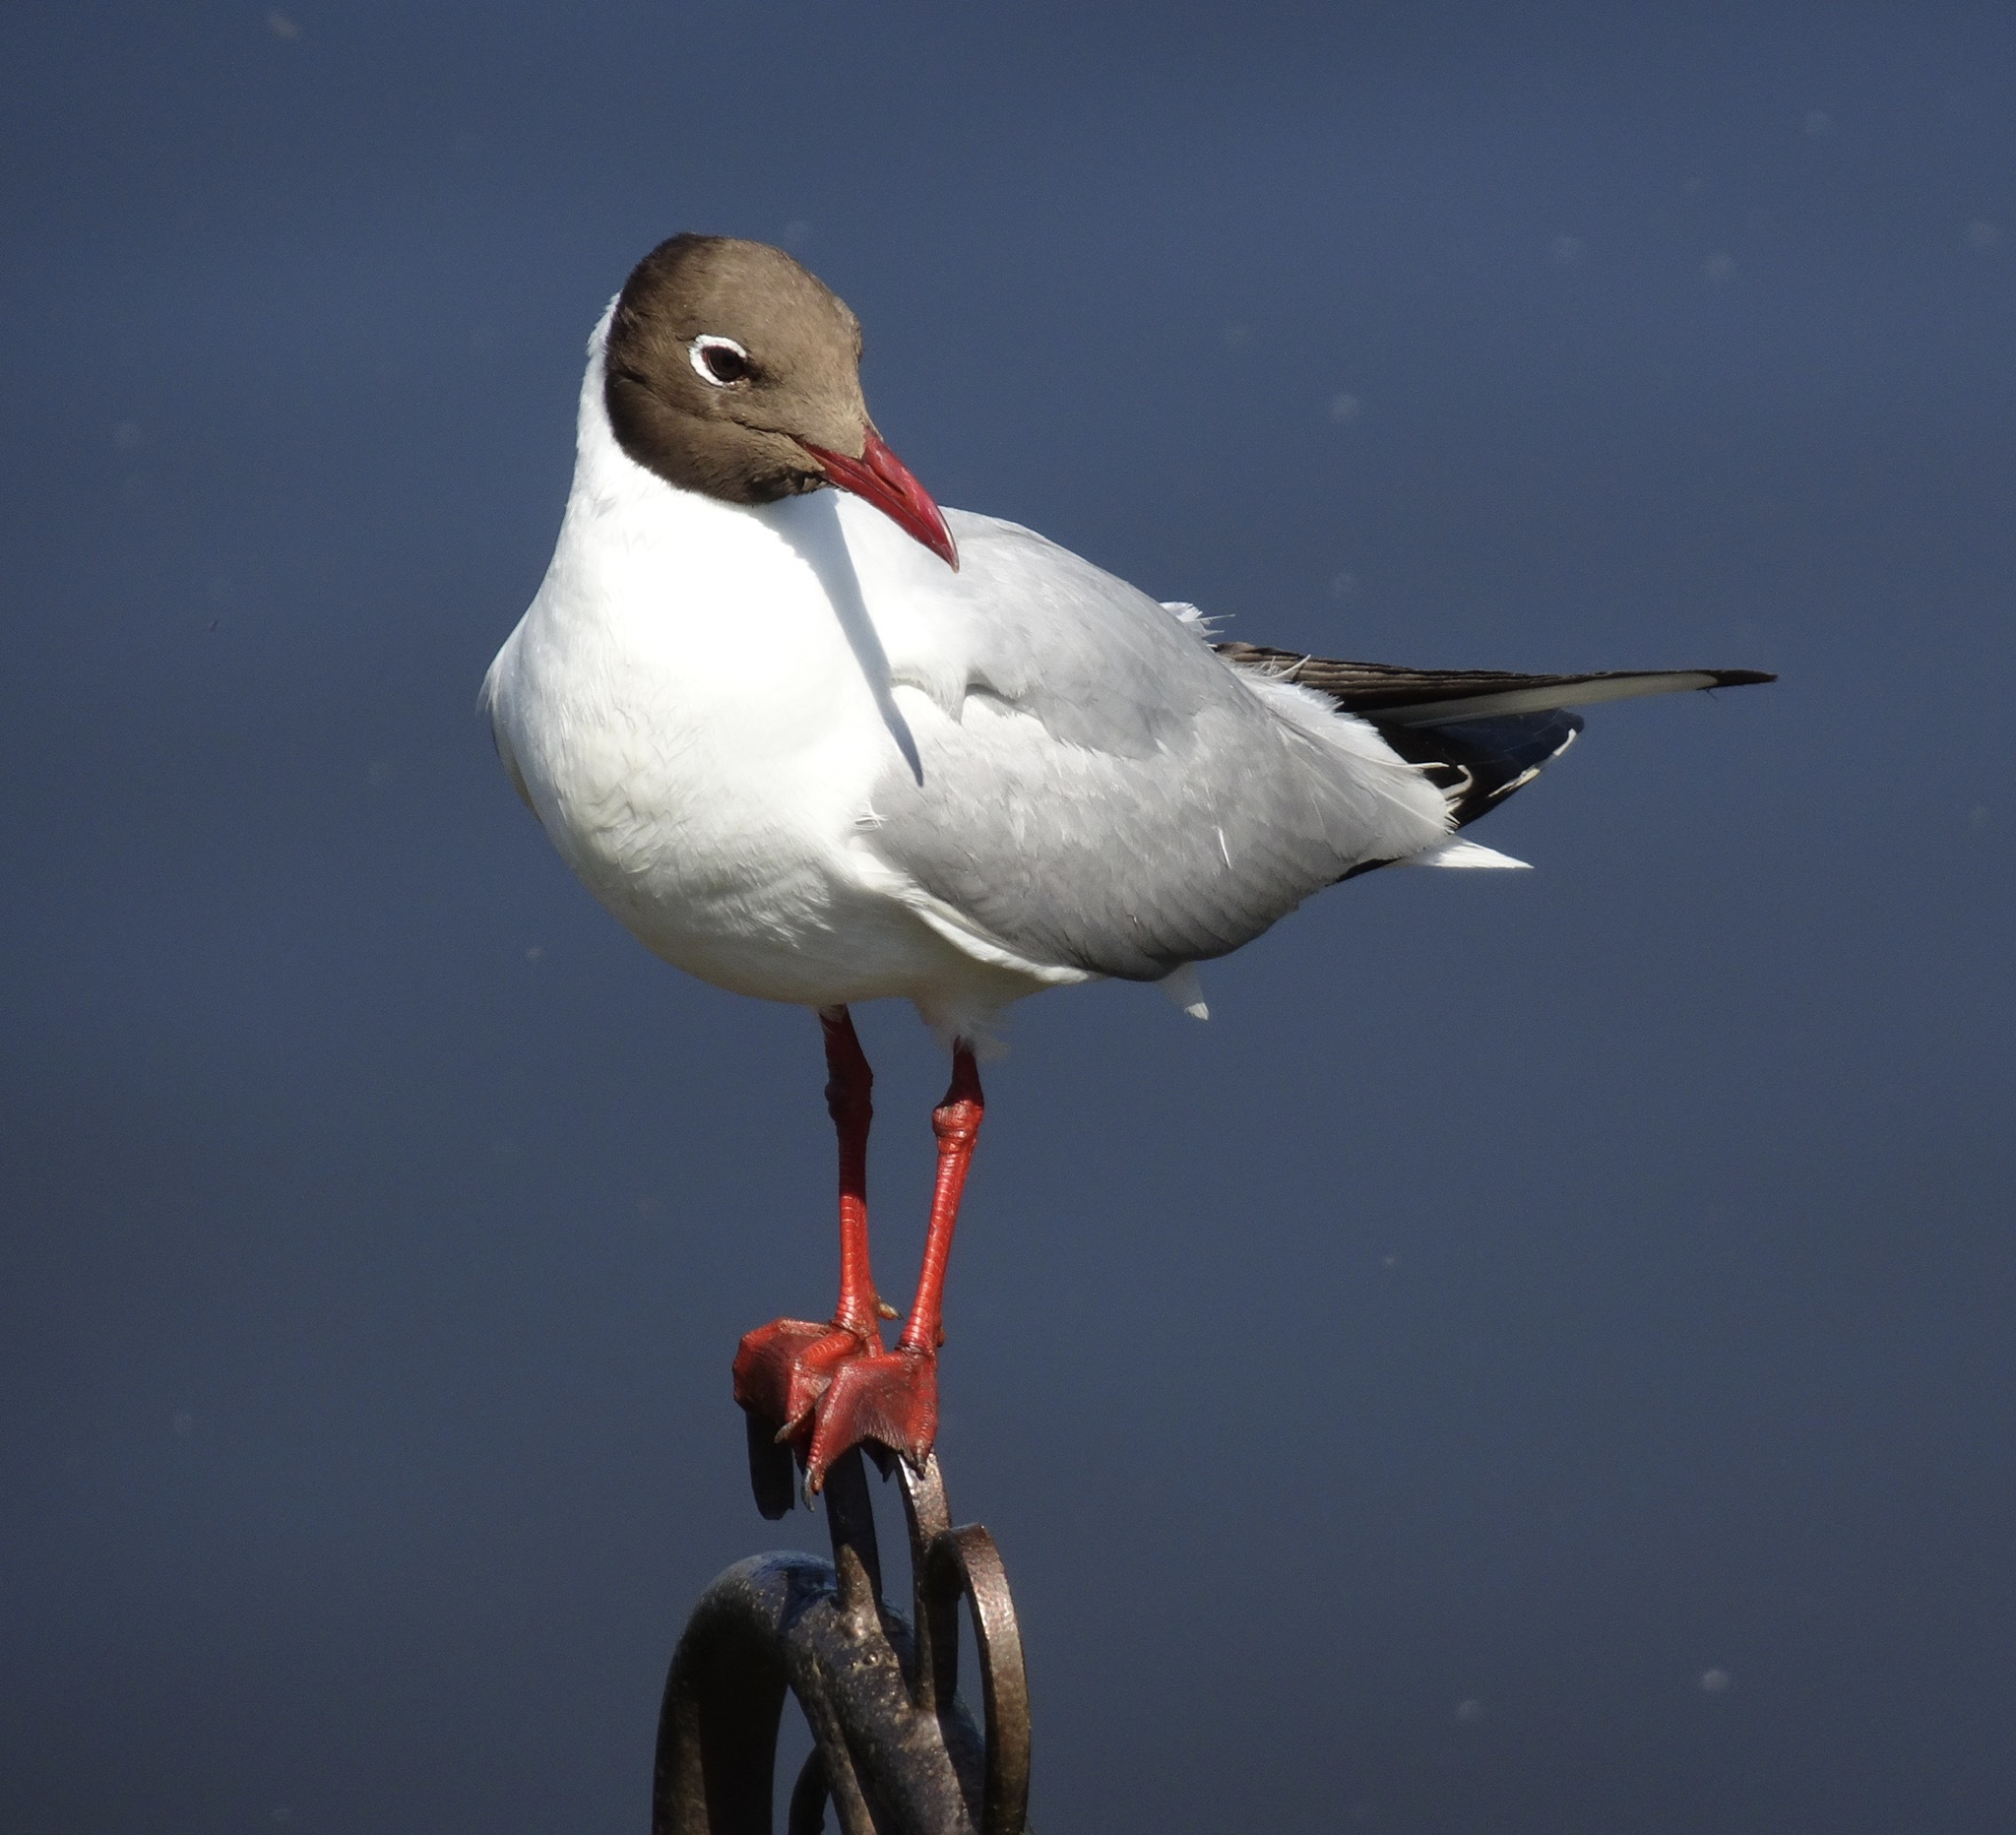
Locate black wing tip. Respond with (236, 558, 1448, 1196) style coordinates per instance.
(1213, 644, 1778, 706)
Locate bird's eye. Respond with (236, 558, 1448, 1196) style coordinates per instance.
(690, 335, 751, 386)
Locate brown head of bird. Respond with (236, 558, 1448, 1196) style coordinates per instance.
(601, 233, 958, 567)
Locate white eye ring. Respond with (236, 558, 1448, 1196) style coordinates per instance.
(689, 334, 751, 386)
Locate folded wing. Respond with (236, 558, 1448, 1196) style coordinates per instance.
(862, 514, 1774, 981)
(862, 521, 1453, 981)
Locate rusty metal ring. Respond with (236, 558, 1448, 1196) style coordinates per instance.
(654, 1449, 1031, 1835)
(917, 1524, 1031, 1835)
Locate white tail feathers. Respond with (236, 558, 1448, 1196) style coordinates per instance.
(1403, 838, 1532, 870)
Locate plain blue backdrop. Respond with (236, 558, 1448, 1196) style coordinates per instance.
(3, 4, 2011, 1829)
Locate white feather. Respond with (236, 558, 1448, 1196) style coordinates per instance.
(1404, 837, 1532, 870)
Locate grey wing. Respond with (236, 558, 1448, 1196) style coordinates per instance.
(865, 517, 1450, 981)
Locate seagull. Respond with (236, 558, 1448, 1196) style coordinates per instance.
(482, 234, 1770, 1508)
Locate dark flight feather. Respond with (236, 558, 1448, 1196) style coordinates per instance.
(1214, 640, 1774, 832)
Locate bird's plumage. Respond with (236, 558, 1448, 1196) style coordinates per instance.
(485, 259, 1770, 1044)
(484, 307, 1462, 1037)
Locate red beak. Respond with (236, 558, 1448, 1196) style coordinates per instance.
(798, 428, 959, 570)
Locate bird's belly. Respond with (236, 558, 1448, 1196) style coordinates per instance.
(495, 622, 958, 1006)
(564, 754, 920, 1000)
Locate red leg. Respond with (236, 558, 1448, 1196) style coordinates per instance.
(730, 1008, 890, 1440)
(821, 1004, 887, 1339)
(805, 1044, 983, 1487)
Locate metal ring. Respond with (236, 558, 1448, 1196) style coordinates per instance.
(919, 1525, 1032, 1835)
(654, 1449, 1031, 1835)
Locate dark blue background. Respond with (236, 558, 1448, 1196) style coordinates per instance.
(4, 4, 2011, 1829)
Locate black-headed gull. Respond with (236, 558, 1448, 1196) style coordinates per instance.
(482, 235, 1769, 1503)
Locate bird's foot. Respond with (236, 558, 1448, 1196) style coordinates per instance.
(731, 1317, 877, 1441)
(732, 1317, 885, 1517)
(733, 1319, 938, 1503)
(802, 1346, 937, 1491)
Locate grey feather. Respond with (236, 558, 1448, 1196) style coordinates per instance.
(864, 515, 1448, 981)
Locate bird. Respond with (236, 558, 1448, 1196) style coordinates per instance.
(482, 234, 1770, 1511)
